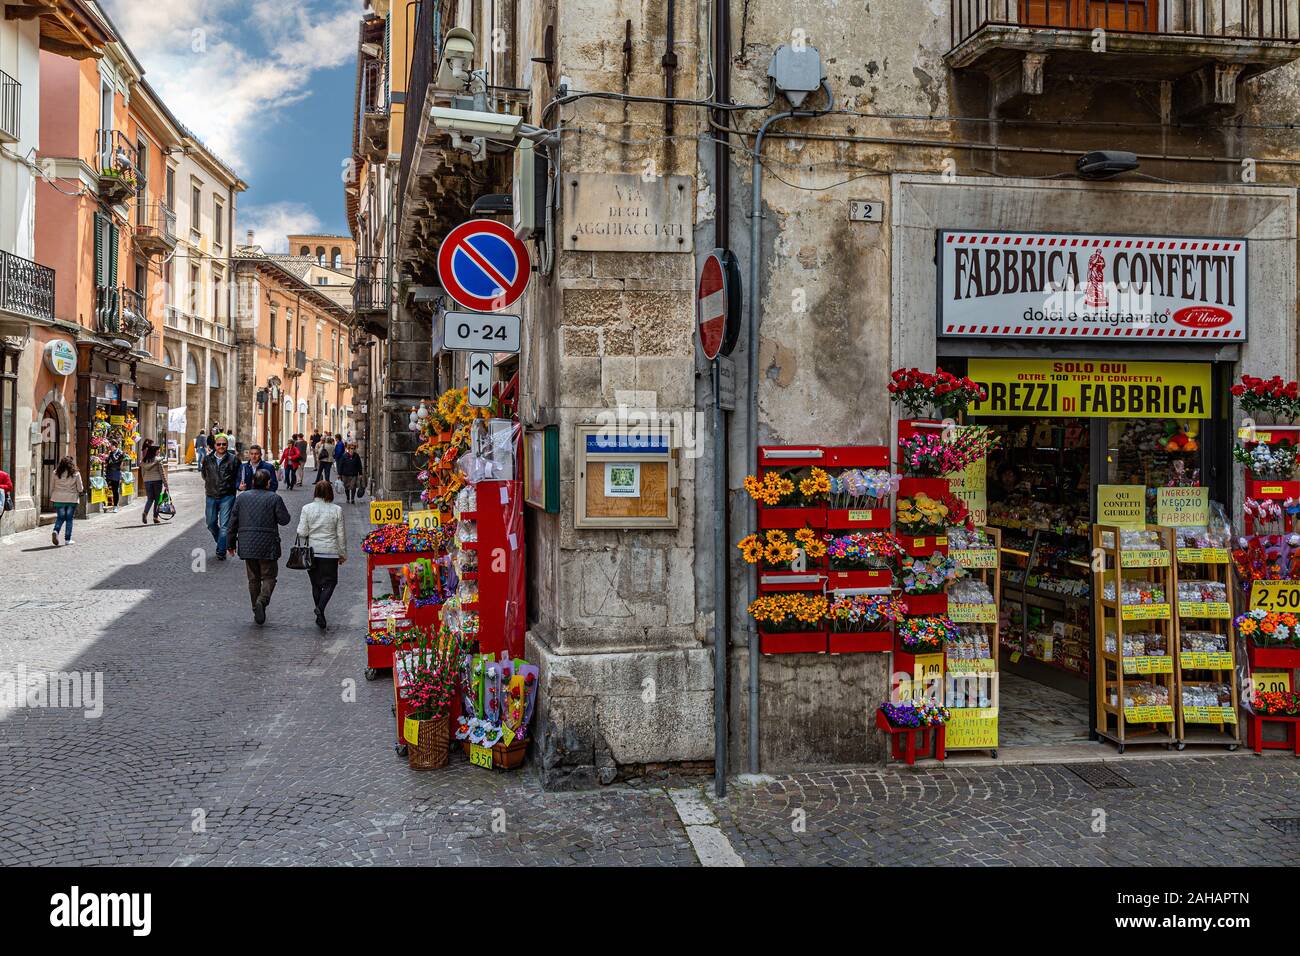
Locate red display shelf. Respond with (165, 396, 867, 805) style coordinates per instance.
(829, 631, 892, 654)
(901, 534, 950, 556)
(875, 708, 946, 764)
(826, 568, 891, 591)
(758, 570, 825, 593)
(1246, 713, 1300, 755)
(470, 479, 526, 660)
(1238, 424, 1300, 446)
(897, 418, 945, 444)
(823, 445, 890, 468)
(902, 592, 948, 616)
(1247, 641, 1300, 670)
(758, 445, 826, 469)
(897, 477, 950, 499)
(1246, 478, 1300, 501)
(758, 507, 827, 529)
(759, 630, 827, 654)
(826, 507, 891, 529)
(367, 642, 395, 671)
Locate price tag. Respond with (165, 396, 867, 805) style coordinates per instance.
(1122, 603, 1171, 621)
(501, 725, 516, 746)
(469, 743, 494, 769)
(1120, 550, 1170, 569)
(1122, 656, 1174, 675)
(1252, 671, 1293, 697)
(934, 537, 948, 547)
(370, 500, 405, 525)
(1181, 651, 1234, 670)
(946, 657, 997, 674)
(1177, 548, 1229, 564)
(1009, 651, 1022, 663)
(1124, 705, 1174, 723)
(910, 653, 944, 701)
(1258, 485, 1286, 496)
(407, 509, 441, 530)
(1239, 427, 1273, 443)
(846, 509, 874, 524)
(1249, 581, 1300, 612)
(403, 717, 419, 746)
(950, 548, 997, 569)
(1177, 601, 1232, 619)
(949, 602, 997, 623)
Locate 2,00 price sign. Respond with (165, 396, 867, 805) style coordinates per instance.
(1249, 580, 1300, 612)
(443, 312, 520, 353)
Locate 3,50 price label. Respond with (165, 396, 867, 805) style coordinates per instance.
(1249, 581, 1300, 612)
(370, 500, 404, 525)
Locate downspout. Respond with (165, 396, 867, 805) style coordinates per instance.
(746, 81, 833, 775)
(662, 0, 677, 136)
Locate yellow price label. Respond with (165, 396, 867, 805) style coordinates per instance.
(1178, 601, 1232, 619)
(944, 708, 999, 749)
(950, 548, 997, 569)
(1122, 655, 1174, 675)
(407, 509, 441, 530)
(1177, 548, 1229, 564)
(1181, 651, 1234, 670)
(1124, 705, 1174, 723)
(910, 653, 944, 701)
(1120, 550, 1170, 569)
(370, 500, 404, 525)
(469, 743, 494, 769)
(1252, 671, 1293, 696)
(949, 602, 997, 623)
(1122, 603, 1171, 621)
(403, 717, 419, 746)
(1249, 581, 1300, 613)
(846, 509, 873, 523)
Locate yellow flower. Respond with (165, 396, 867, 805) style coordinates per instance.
(794, 528, 814, 544)
(767, 529, 789, 544)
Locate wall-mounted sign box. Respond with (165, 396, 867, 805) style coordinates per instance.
(574, 424, 679, 529)
(523, 425, 560, 513)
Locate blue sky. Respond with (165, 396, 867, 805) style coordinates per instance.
(101, 0, 357, 248)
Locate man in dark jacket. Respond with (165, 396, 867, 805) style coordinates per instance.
(200, 434, 240, 560)
(336, 443, 364, 503)
(238, 444, 279, 492)
(227, 469, 291, 624)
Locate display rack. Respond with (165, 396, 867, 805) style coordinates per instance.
(454, 479, 526, 659)
(1173, 541, 1241, 750)
(1239, 424, 1300, 534)
(1092, 525, 1177, 753)
(892, 442, 949, 714)
(945, 526, 1001, 757)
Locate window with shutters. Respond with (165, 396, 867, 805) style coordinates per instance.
(189, 264, 200, 314)
(214, 198, 224, 247)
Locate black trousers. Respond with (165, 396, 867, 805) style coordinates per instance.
(308, 557, 339, 612)
(315, 462, 332, 483)
(244, 559, 279, 608)
(285, 465, 298, 490)
(107, 478, 122, 506)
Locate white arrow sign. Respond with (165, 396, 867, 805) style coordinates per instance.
(443, 311, 520, 353)
(467, 352, 493, 407)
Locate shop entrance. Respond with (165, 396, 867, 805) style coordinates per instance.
(40, 404, 59, 512)
(949, 357, 1227, 750)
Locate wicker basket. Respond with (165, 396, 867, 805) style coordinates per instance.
(407, 715, 450, 770)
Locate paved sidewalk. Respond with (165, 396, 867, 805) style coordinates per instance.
(1, 471, 1298, 866)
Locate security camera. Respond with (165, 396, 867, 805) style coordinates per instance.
(435, 28, 477, 92)
(430, 105, 523, 140)
(1076, 150, 1139, 180)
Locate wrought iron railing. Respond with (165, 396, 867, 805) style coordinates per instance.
(0, 69, 19, 143)
(95, 129, 139, 179)
(362, 56, 389, 115)
(952, 0, 1300, 48)
(352, 256, 388, 313)
(0, 250, 54, 321)
(136, 203, 177, 245)
(96, 286, 152, 340)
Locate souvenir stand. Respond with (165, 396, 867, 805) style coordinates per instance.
(1173, 531, 1240, 749)
(1092, 525, 1178, 753)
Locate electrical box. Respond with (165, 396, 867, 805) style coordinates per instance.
(512, 140, 547, 240)
(767, 44, 825, 108)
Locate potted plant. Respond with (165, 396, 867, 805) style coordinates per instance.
(889, 368, 986, 420)
(898, 552, 962, 614)
(401, 626, 461, 770)
(1235, 608, 1300, 669)
(898, 427, 998, 478)
(744, 466, 831, 528)
(1231, 374, 1300, 425)
(1252, 690, 1300, 716)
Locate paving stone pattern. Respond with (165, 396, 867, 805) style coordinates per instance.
(1, 471, 1297, 866)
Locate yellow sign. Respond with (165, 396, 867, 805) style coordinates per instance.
(407, 509, 441, 530)
(949, 602, 997, 623)
(110, 415, 125, 425)
(1181, 651, 1234, 670)
(968, 359, 1212, 419)
(1120, 549, 1170, 568)
(1177, 548, 1229, 564)
(1177, 601, 1231, 619)
(846, 509, 875, 524)
(1121, 603, 1171, 621)
(1252, 671, 1293, 697)
(1121, 655, 1174, 675)
(909, 653, 945, 701)
(1098, 485, 1147, 530)
(945, 708, 999, 749)
(951, 548, 997, 569)
(90, 487, 107, 505)
(403, 717, 419, 746)
(1249, 581, 1300, 613)
(1259, 485, 1286, 495)
(1124, 705, 1175, 723)
(469, 743, 494, 769)
(947, 657, 997, 674)
(370, 500, 404, 525)
(944, 426, 987, 527)
(1157, 486, 1209, 528)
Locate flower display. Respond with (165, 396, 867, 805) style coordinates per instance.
(899, 553, 962, 594)
(403, 626, 463, 721)
(829, 468, 896, 508)
(896, 615, 960, 651)
(898, 428, 999, 477)
(737, 528, 826, 566)
(880, 699, 951, 728)
(747, 593, 828, 632)
(1232, 440, 1297, 480)
(744, 468, 830, 507)
(1234, 608, 1300, 647)
(1231, 374, 1300, 423)
(888, 367, 987, 418)
(415, 386, 493, 513)
(1252, 690, 1300, 716)
(824, 531, 905, 570)
(896, 492, 969, 535)
(826, 595, 908, 632)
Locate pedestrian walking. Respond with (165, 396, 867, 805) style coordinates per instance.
(295, 433, 308, 475)
(333, 433, 345, 462)
(104, 440, 125, 513)
(194, 430, 206, 466)
(206, 429, 216, 454)
(200, 433, 239, 560)
(138, 440, 169, 525)
(49, 456, 83, 547)
(280, 436, 302, 490)
(227, 469, 291, 625)
(314, 437, 334, 483)
(336, 442, 364, 504)
(297, 479, 347, 630)
(238, 444, 279, 492)
(0, 465, 13, 535)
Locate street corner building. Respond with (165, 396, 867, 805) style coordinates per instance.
(339, 0, 1300, 787)
(0, 0, 246, 531)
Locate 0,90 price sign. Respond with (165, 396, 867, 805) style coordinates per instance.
(369, 500, 404, 526)
(1249, 581, 1300, 613)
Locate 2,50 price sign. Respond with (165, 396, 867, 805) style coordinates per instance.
(1249, 580, 1300, 612)
(443, 312, 520, 353)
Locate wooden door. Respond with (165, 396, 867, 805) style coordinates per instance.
(1019, 0, 1157, 31)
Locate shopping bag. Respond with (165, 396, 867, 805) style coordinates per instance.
(286, 534, 314, 571)
(157, 489, 176, 520)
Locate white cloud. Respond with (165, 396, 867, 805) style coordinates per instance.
(101, 0, 356, 169)
(238, 201, 323, 253)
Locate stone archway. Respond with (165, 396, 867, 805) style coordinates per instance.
(33, 388, 71, 512)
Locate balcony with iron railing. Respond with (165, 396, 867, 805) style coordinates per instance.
(94, 129, 139, 204)
(96, 286, 152, 343)
(135, 203, 177, 256)
(948, 1, 1300, 115)
(352, 256, 388, 314)
(0, 249, 55, 322)
(0, 69, 19, 144)
(361, 56, 391, 162)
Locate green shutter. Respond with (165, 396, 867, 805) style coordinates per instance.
(93, 213, 105, 287)
(108, 223, 119, 286)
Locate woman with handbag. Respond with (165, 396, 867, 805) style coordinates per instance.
(50, 456, 83, 546)
(296, 479, 348, 631)
(138, 440, 168, 525)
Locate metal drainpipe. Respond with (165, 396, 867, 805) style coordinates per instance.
(746, 81, 833, 775)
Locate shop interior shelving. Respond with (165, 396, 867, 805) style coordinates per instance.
(1092, 524, 1177, 753)
(945, 526, 1001, 757)
(995, 526, 1092, 679)
(1173, 543, 1241, 750)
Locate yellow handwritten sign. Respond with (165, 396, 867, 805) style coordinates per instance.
(1098, 485, 1147, 530)
(1177, 601, 1231, 619)
(1124, 705, 1174, 723)
(945, 708, 999, 749)
(407, 509, 441, 530)
(951, 548, 997, 569)
(1121, 603, 1171, 621)
(370, 500, 404, 525)
(909, 653, 945, 701)
(90, 487, 107, 505)
(944, 426, 987, 527)
(1156, 486, 1209, 528)
(469, 744, 494, 769)
(1181, 651, 1234, 670)
(403, 717, 419, 746)
(1121, 656, 1174, 675)
(1249, 581, 1300, 613)
(949, 602, 997, 623)
(1177, 548, 1229, 564)
(1120, 549, 1170, 568)
(947, 657, 997, 674)
(846, 509, 875, 524)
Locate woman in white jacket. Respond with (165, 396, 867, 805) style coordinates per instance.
(297, 479, 348, 630)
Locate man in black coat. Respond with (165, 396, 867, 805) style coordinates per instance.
(200, 434, 240, 560)
(226, 469, 291, 625)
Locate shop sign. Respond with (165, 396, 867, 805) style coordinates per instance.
(967, 359, 1212, 419)
(938, 230, 1247, 341)
(1157, 487, 1209, 527)
(945, 707, 998, 749)
(1097, 484, 1147, 530)
(43, 339, 77, 376)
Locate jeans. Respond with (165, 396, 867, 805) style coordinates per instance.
(244, 559, 279, 608)
(142, 480, 164, 519)
(315, 462, 332, 483)
(53, 503, 75, 541)
(308, 557, 340, 613)
(205, 494, 236, 552)
(285, 465, 297, 490)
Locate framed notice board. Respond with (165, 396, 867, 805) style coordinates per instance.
(523, 424, 560, 513)
(574, 423, 678, 528)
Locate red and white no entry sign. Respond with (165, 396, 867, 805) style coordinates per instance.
(437, 219, 532, 313)
(697, 250, 728, 361)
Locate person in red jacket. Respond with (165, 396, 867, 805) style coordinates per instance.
(279, 436, 303, 491)
(0, 467, 13, 527)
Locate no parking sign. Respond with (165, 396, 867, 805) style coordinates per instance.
(436, 219, 531, 312)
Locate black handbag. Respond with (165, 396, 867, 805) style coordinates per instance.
(286, 533, 314, 571)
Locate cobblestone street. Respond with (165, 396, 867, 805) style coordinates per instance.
(1, 470, 1299, 867)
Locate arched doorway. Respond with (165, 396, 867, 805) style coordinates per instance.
(40, 404, 59, 511)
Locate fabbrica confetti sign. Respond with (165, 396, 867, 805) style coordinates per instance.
(937, 230, 1247, 341)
